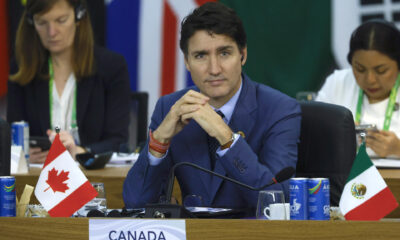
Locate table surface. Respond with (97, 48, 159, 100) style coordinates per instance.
(0, 218, 400, 240)
(13, 165, 132, 209)
(12, 166, 400, 216)
(13, 164, 183, 209)
(18, 164, 132, 177)
(379, 168, 400, 179)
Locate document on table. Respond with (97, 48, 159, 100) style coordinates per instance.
(29, 152, 138, 169)
(185, 207, 233, 213)
(372, 158, 400, 168)
(108, 152, 138, 165)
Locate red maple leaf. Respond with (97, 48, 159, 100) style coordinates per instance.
(44, 167, 70, 193)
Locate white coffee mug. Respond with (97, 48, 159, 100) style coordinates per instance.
(256, 190, 286, 219)
(264, 203, 290, 220)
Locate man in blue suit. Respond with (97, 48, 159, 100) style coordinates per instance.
(123, 2, 301, 213)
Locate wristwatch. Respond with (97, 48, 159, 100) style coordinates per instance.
(220, 132, 239, 150)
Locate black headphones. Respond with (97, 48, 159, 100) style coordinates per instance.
(26, 0, 86, 25)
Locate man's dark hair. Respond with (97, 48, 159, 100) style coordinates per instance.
(179, 2, 247, 56)
(347, 19, 400, 67)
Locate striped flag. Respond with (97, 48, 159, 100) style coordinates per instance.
(106, 0, 215, 118)
(0, 0, 9, 97)
(339, 143, 398, 220)
(34, 134, 98, 217)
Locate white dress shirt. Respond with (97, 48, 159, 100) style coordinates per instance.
(50, 73, 76, 131)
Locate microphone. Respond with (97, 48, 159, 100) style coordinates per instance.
(165, 162, 295, 205)
(107, 209, 122, 218)
(144, 162, 294, 218)
(86, 209, 122, 218)
(86, 209, 105, 217)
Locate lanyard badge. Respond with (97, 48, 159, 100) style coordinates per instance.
(48, 58, 80, 145)
(355, 74, 400, 131)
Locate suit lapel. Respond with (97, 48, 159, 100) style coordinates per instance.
(208, 74, 258, 203)
(76, 77, 95, 127)
(229, 76, 258, 139)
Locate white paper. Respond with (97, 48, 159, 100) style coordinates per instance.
(185, 207, 233, 213)
(109, 152, 139, 165)
(372, 159, 400, 168)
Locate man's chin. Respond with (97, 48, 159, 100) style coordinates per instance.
(204, 91, 226, 100)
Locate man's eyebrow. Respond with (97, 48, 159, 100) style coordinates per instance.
(190, 45, 234, 56)
(191, 50, 208, 56)
(217, 46, 234, 52)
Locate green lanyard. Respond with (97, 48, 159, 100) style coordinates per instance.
(48, 57, 77, 130)
(355, 74, 400, 131)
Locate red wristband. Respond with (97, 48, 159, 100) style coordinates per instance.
(149, 130, 170, 154)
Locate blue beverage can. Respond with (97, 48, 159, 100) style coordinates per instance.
(308, 178, 330, 220)
(11, 121, 30, 160)
(0, 176, 16, 217)
(289, 178, 308, 220)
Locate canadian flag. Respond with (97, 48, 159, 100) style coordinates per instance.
(34, 134, 98, 217)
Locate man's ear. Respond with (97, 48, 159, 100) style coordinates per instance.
(240, 47, 248, 65)
(184, 56, 190, 71)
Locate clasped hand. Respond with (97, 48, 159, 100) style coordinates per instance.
(151, 90, 232, 155)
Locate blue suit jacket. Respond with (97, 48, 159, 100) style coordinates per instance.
(123, 74, 301, 211)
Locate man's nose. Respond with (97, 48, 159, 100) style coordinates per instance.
(209, 56, 222, 75)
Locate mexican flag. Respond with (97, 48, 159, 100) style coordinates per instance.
(339, 143, 398, 220)
(34, 134, 98, 217)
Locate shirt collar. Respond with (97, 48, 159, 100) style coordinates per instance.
(213, 80, 243, 124)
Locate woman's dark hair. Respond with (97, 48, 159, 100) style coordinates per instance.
(10, 0, 94, 85)
(179, 2, 247, 56)
(347, 19, 400, 67)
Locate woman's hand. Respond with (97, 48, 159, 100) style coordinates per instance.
(366, 130, 400, 157)
(29, 147, 49, 163)
(47, 130, 86, 159)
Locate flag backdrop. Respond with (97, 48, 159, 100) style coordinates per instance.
(339, 143, 398, 220)
(35, 134, 98, 217)
(106, 0, 333, 119)
(106, 0, 215, 120)
(0, 0, 8, 97)
(8, 1, 400, 119)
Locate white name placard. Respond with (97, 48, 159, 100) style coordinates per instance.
(89, 219, 186, 240)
